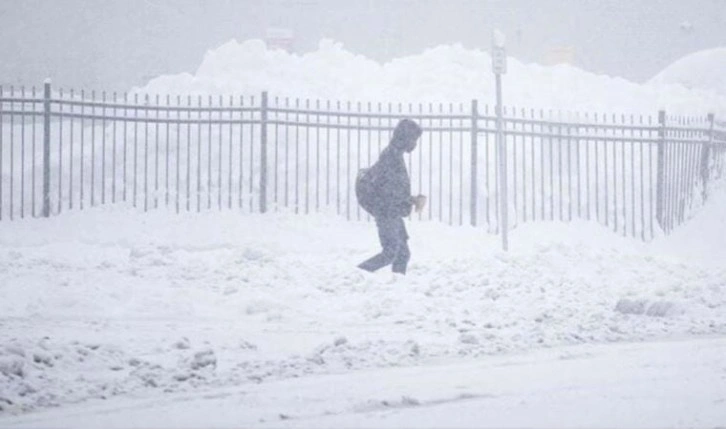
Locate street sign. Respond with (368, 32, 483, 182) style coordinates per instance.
(492, 46, 507, 74)
(492, 29, 507, 74)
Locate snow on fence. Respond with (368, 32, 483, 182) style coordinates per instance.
(1, 82, 725, 242)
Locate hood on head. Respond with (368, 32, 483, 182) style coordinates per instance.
(390, 119, 422, 152)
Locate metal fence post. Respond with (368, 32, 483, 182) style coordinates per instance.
(656, 110, 666, 229)
(496, 74, 507, 250)
(260, 91, 268, 213)
(470, 99, 478, 226)
(43, 79, 51, 218)
(701, 113, 714, 201)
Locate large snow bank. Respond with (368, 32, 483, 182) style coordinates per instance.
(137, 39, 726, 116)
(649, 47, 726, 98)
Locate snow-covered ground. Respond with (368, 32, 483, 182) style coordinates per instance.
(1, 39, 726, 427)
(4, 337, 726, 428)
(1, 181, 725, 426)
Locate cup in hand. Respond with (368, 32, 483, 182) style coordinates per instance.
(413, 195, 427, 212)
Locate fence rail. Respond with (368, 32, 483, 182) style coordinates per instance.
(1, 82, 725, 242)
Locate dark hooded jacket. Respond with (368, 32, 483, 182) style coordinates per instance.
(372, 119, 422, 218)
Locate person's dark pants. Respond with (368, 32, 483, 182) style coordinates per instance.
(358, 216, 411, 274)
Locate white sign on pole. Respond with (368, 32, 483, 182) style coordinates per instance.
(492, 29, 507, 74)
(492, 47, 507, 74)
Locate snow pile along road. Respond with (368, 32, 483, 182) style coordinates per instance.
(138, 39, 726, 116)
(1, 195, 725, 415)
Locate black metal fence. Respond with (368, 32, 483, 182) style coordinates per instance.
(1, 82, 725, 242)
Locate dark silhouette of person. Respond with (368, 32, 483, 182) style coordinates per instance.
(358, 119, 425, 275)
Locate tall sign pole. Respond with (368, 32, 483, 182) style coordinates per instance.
(492, 30, 508, 251)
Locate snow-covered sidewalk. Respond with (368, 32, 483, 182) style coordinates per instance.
(3, 336, 725, 428)
(1, 191, 725, 424)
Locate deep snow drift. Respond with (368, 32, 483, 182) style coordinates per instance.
(649, 47, 726, 99)
(138, 39, 726, 117)
(0, 183, 725, 416)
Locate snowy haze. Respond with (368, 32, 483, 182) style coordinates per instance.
(1, 1, 726, 427)
(2, 0, 726, 89)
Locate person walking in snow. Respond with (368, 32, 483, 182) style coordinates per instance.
(356, 118, 426, 276)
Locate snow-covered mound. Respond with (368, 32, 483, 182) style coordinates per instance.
(1, 202, 725, 414)
(654, 180, 726, 264)
(649, 47, 726, 98)
(137, 39, 726, 116)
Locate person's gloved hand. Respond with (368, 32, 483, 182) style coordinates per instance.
(413, 195, 427, 213)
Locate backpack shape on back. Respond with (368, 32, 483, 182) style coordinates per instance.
(355, 165, 382, 216)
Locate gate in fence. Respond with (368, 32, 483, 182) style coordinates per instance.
(1, 81, 725, 243)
